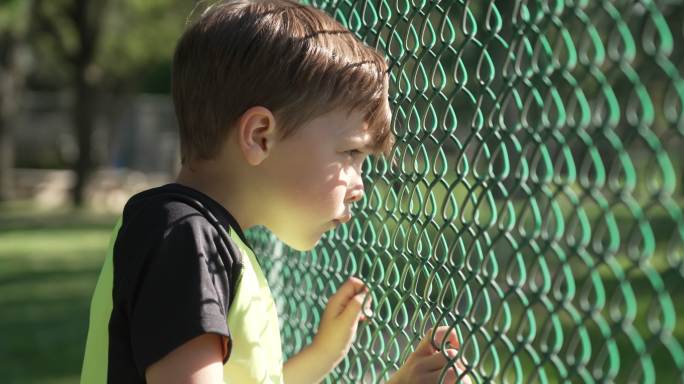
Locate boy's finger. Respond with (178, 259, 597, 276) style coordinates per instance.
(414, 329, 437, 356)
(421, 367, 457, 384)
(416, 349, 458, 371)
(326, 277, 367, 316)
(341, 290, 372, 323)
(423, 359, 467, 384)
(415, 326, 460, 356)
(458, 372, 473, 384)
(434, 326, 460, 350)
(359, 297, 374, 321)
(455, 356, 468, 373)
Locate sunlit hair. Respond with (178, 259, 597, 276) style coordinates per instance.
(172, 0, 394, 163)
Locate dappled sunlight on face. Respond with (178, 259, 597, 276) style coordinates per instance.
(258, 108, 371, 251)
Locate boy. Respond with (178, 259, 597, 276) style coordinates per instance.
(81, 0, 469, 383)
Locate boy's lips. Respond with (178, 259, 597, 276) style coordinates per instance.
(331, 214, 352, 228)
(336, 213, 352, 224)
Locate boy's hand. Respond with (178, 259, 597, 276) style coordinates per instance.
(387, 326, 471, 384)
(311, 276, 372, 365)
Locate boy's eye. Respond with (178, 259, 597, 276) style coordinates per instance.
(346, 149, 363, 157)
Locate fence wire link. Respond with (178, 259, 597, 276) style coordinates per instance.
(246, 1, 684, 382)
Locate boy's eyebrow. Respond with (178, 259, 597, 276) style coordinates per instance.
(336, 118, 376, 151)
(343, 132, 374, 151)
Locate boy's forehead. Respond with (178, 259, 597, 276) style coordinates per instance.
(303, 107, 373, 146)
(336, 115, 371, 141)
(335, 108, 368, 132)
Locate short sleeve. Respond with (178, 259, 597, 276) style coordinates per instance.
(128, 217, 233, 373)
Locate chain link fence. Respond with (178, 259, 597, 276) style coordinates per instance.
(246, 1, 684, 382)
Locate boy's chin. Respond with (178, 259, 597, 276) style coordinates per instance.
(278, 232, 322, 252)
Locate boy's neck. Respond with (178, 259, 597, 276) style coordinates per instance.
(175, 162, 259, 231)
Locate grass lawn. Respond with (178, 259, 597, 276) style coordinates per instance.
(0, 202, 118, 384)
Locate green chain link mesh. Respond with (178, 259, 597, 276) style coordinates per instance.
(245, 1, 684, 382)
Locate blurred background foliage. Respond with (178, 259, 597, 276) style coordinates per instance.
(0, 0, 192, 206)
(26, 0, 190, 93)
(0, 1, 190, 382)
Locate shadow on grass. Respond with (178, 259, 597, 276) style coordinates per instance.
(0, 265, 102, 384)
(0, 204, 115, 384)
(0, 209, 118, 233)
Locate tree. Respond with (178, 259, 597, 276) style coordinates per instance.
(0, 0, 32, 202)
(30, 0, 109, 206)
(28, 0, 193, 206)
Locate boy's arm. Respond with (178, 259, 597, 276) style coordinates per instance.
(283, 277, 371, 384)
(282, 341, 341, 384)
(145, 333, 226, 384)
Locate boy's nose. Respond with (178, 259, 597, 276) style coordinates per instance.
(345, 187, 364, 204)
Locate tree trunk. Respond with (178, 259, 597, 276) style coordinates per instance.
(70, 0, 106, 206)
(72, 59, 96, 206)
(0, 105, 14, 202)
(0, 32, 24, 202)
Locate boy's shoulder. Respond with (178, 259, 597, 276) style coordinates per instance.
(124, 183, 215, 221)
(116, 183, 248, 253)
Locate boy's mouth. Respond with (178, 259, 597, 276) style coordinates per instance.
(336, 213, 352, 224)
(329, 213, 351, 229)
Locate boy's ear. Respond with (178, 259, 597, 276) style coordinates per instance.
(236, 106, 277, 166)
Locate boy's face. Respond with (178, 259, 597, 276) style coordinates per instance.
(259, 108, 373, 251)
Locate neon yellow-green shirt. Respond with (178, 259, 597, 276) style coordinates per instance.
(80, 183, 283, 383)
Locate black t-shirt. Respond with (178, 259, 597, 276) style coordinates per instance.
(105, 183, 247, 382)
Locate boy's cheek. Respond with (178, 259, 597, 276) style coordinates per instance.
(286, 172, 342, 208)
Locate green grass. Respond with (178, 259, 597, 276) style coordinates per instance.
(0, 202, 117, 384)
